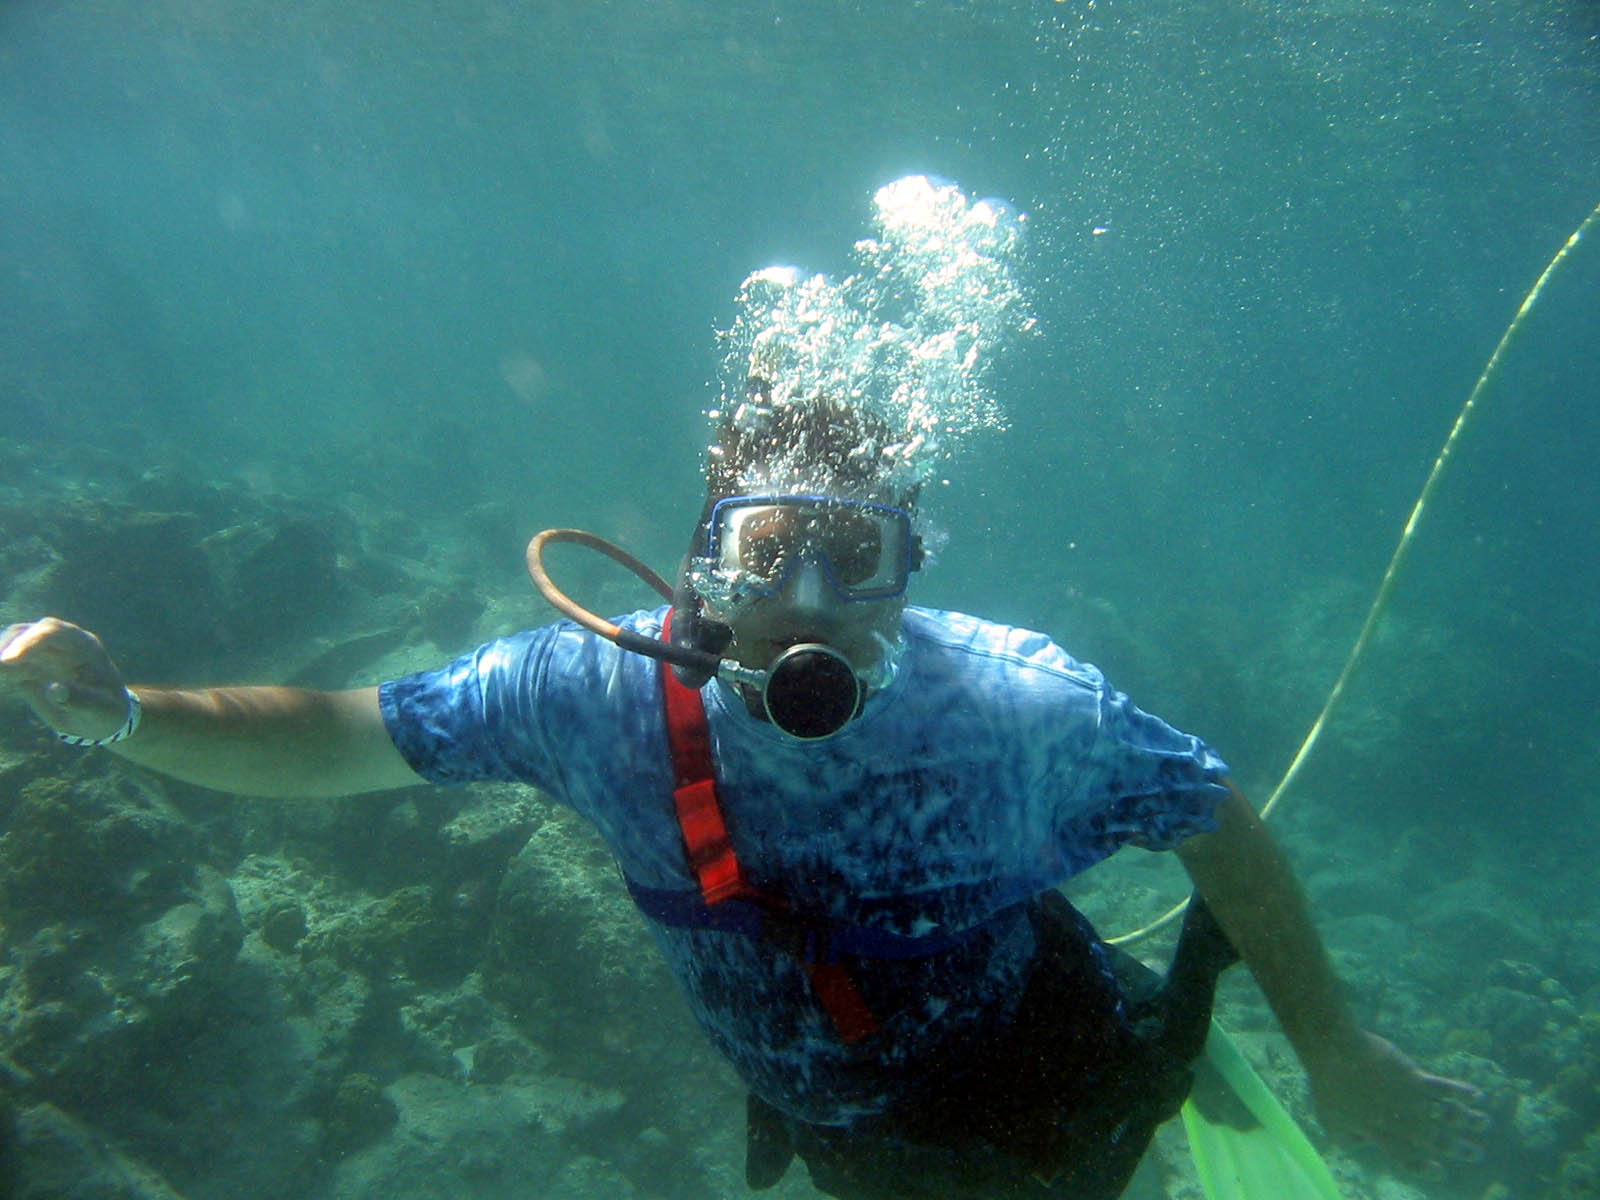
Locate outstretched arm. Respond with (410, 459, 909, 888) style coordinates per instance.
(1177, 784, 1484, 1175)
(1, 617, 424, 798)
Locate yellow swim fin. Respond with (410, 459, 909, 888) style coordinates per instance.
(1181, 1021, 1345, 1200)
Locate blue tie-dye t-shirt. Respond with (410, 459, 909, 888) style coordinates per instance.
(379, 605, 1228, 1125)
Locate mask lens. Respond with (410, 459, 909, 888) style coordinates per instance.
(711, 496, 912, 601)
(730, 507, 799, 581)
(818, 509, 884, 586)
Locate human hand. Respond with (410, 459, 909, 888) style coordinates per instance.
(1308, 1028, 1487, 1178)
(0, 617, 133, 742)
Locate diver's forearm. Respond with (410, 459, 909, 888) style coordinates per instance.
(111, 685, 423, 798)
(1177, 786, 1361, 1065)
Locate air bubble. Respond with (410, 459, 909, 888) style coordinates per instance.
(711, 175, 1033, 498)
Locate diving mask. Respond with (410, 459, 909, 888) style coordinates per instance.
(701, 494, 920, 607)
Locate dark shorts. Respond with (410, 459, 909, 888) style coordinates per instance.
(749, 891, 1234, 1199)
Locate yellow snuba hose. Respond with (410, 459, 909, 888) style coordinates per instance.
(1171, 198, 1599, 1200)
(1111, 197, 1600, 949)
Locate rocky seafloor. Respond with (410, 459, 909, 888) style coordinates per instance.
(1, 440, 1596, 1200)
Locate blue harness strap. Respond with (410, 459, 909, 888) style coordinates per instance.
(623, 876, 1001, 962)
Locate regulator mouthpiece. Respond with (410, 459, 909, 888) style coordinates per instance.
(751, 642, 863, 740)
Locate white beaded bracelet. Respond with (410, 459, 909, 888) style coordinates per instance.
(57, 688, 143, 748)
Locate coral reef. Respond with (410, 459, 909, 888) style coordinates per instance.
(0, 453, 770, 1198)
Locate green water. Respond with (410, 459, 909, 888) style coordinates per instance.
(2, 2, 1598, 1197)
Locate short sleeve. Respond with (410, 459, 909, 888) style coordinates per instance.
(1085, 683, 1229, 851)
(1045, 672, 1230, 873)
(378, 631, 551, 786)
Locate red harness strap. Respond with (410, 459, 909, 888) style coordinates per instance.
(659, 615, 878, 1043)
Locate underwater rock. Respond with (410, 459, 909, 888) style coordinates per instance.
(0, 765, 202, 931)
(283, 627, 412, 690)
(0, 861, 242, 1087)
(483, 807, 664, 1032)
(549, 1155, 646, 1199)
(1436, 956, 1600, 1196)
(205, 514, 352, 646)
(123, 865, 245, 1018)
(1464, 984, 1558, 1058)
(260, 898, 309, 951)
(314, 883, 482, 988)
(1543, 1127, 1600, 1200)
(326, 1071, 628, 1200)
(19, 502, 221, 681)
(317, 885, 440, 973)
(0, 532, 59, 616)
(1515, 1090, 1580, 1152)
(416, 584, 484, 651)
(0, 1099, 187, 1200)
(322, 1073, 399, 1159)
(437, 782, 542, 877)
(1409, 884, 1545, 993)
(466, 1032, 544, 1085)
(1, 466, 466, 686)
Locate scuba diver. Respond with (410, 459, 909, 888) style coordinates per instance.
(1, 392, 1484, 1198)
